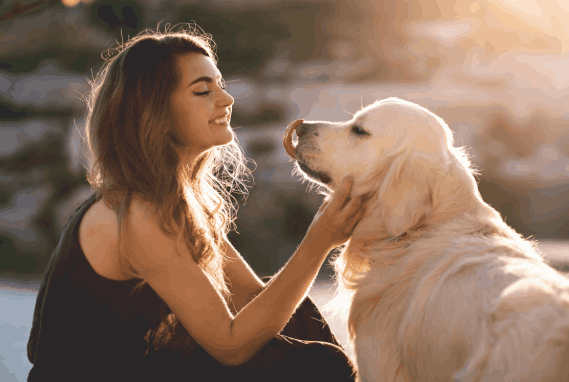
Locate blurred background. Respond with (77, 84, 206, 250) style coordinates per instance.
(2, 0, 569, 380)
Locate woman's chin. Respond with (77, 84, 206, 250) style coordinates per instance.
(205, 135, 234, 151)
(220, 126, 235, 145)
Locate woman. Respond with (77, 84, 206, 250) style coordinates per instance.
(27, 25, 365, 382)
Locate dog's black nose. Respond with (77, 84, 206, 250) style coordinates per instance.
(296, 122, 317, 138)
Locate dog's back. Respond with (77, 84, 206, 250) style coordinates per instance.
(343, 215, 569, 382)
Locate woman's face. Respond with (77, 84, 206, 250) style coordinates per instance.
(170, 53, 234, 159)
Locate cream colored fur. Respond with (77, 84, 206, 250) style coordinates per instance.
(293, 97, 569, 382)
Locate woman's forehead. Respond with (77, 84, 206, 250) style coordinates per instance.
(177, 53, 221, 81)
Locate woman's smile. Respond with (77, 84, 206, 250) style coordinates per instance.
(210, 114, 230, 125)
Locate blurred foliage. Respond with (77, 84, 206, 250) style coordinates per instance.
(227, 189, 319, 277)
(87, 1, 142, 31)
(1, 0, 331, 77)
(477, 179, 528, 236)
(158, 2, 329, 76)
(0, 235, 40, 272)
(231, 102, 285, 128)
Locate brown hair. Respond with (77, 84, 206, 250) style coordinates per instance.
(82, 24, 251, 356)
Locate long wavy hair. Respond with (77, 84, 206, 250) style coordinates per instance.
(82, 24, 251, 356)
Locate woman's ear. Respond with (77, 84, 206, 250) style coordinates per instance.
(377, 149, 438, 238)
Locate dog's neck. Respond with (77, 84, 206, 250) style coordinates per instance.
(347, 198, 505, 264)
(344, 158, 507, 264)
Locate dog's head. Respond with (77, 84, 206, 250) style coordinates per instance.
(284, 97, 477, 239)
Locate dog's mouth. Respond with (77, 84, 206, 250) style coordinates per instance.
(284, 120, 333, 185)
(297, 161, 333, 184)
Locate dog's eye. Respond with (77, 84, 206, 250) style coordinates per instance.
(352, 125, 369, 136)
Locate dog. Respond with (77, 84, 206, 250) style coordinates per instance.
(283, 97, 569, 382)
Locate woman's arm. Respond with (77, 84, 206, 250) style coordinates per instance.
(222, 240, 265, 314)
(126, 177, 364, 366)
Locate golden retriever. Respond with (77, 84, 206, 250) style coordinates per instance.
(283, 97, 569, 382)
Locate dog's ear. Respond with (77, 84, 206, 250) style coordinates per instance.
(377, 149, 439, 238)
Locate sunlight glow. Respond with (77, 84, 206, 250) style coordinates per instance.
(487, 0, 569, 52)
(62, 0, 94, 7)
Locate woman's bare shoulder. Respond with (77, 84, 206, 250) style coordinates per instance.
(79, 195, 177, 280)
(79, 198, 130, 280)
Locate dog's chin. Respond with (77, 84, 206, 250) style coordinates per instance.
(296, 161, 333, 186)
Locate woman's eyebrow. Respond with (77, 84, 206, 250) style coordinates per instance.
(188, 75, 223, 87)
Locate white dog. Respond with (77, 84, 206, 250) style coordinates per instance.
(283, 97, 569, 382)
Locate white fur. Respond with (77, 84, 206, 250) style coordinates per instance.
(294, 97, 569, 382)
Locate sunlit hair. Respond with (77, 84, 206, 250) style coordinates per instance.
(82, 23, 252, 356)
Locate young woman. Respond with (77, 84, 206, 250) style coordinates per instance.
(27, 25, 365, 382)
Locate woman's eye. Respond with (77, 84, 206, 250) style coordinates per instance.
(352, 126, 369, 136)
(194, 91, 211, 96)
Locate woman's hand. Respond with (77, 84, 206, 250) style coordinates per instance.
(303, 176, 366, 252)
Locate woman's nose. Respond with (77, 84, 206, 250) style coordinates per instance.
(218, 88, 234, 107)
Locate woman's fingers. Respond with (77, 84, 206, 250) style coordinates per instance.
(329, 176, 354, 211)
(340, 195, 366, 230)
(342, 193, 366, 220)
(347, 198, 367, 228)
(306, 180, 368, 248)
(330, 181, 367, 230)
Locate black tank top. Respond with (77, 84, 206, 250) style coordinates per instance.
(27, 192, 163, 382)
